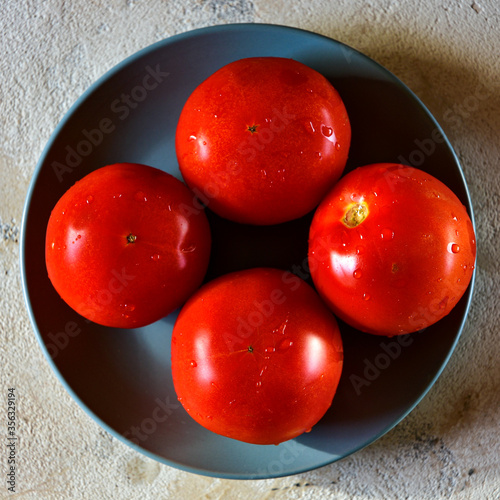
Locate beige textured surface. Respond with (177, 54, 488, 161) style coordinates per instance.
(1, 1, 499, 498)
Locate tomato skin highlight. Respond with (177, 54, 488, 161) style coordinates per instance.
(45, 163, 211, 328)
(176, 57, 351, 225)
(308, 163, 477, 336)
(171, 268, 343, 445)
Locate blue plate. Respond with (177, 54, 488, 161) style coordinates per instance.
(21, 23, 475, 479)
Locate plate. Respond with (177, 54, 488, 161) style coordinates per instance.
(21, 23, 476, 479)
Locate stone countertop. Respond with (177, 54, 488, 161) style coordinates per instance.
(1, 1, 499, 499)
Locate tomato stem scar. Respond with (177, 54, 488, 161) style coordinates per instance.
(127, 233, 137, 243)
(247, 124, 258, 134)
(342, 203, 368, 228)
(248, 345, 254, 353)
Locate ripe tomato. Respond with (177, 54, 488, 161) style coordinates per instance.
(308, 163, 476, 336)
(171, 267, 343, 445)
(175, 57, 351, 225)
(45, 163, 211, 328)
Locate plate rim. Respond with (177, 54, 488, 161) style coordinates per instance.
(20, 22, 477, 480)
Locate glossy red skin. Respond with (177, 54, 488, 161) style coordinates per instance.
(309, 163, 477, 336)
(171, 267, 343, 445)
(45, 163, 211, 328)
(175, 57, 351, 225)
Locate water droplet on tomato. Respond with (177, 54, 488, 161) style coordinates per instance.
(151, 253, 161, 261)
(206, 415, 213, 420)
(363, 292, 370, 301)
(260, 169, 268, 179)
(264, 346, 275, 355)
(86, 195, 94, 204)
(259, 366, 268, 377)
(190, 360, 197, 367)
(439, 296, 449, 309)
(188, 135, 197, 142)
(255, 381, 262, 388)
(321, 125, 333, 137)
(305, 427, 312, 433)
(135, 191, 147, 202)
(304, 121, 315, 133)
(356, 245, 364, 255)
(353, 269, 362, 279)
(315, 151, 322, 159)
(272, 317, 288, 335)
(120, 303, 135, 312)
(278, 338, 293, 352)
(450, 243, 460, 253)
(335, 142, 341, 151)
(181, 244, 196, 253)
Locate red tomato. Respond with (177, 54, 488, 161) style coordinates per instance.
(175, 57, 351, 225)
(171, 267, 343, 445)
(45, 163, 211, 328)
(308, 163, 476, 336)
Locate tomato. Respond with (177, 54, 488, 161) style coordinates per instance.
(175, 57, 351, 225)
(308, 163, 476, 336)
(171, 267, 343, 445)
(45, 163, 211, 328)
